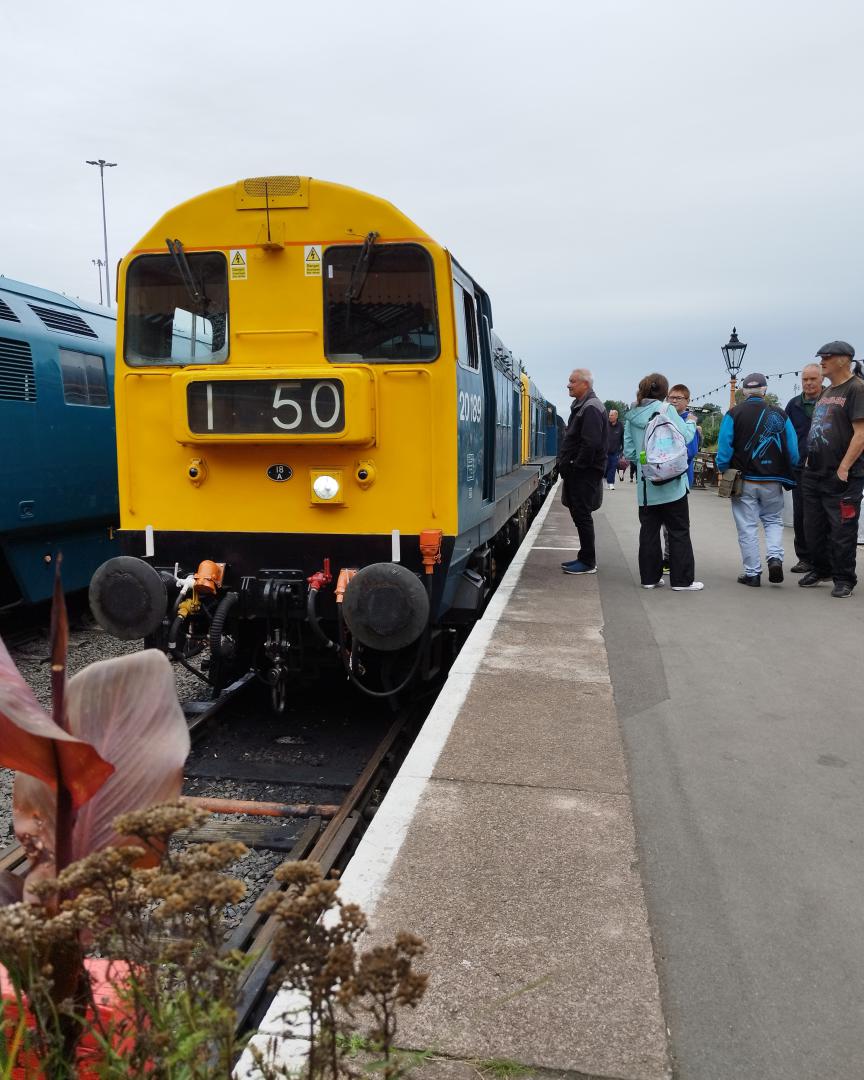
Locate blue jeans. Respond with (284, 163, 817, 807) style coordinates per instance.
(606, 453, 619, 485)
(730, 480, 785, 576)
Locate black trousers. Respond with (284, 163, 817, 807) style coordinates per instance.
(802, 471, 864, 586)
(790, 468, 809, 563)
(563, 468, 603, 567)
(638, 495, 695, 587)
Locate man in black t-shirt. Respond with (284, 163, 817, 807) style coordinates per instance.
(800, 341, 864, 597)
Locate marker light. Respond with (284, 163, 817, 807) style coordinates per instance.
(312, 474, 340, 500)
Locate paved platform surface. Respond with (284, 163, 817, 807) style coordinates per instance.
(243, 480, 864, 1080)
(314, 489, 671, 1080)
(598, 484, 864, 1080)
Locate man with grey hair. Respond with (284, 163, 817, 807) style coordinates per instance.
(799, 341, 864, 597)
(557, 368, 609, 574)
(785, 363, 825, 572)
(716, 372, 799, 586)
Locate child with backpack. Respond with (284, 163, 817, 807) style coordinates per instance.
(623, 373, 704, 591)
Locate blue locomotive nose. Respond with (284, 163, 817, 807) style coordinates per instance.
(89, 556, 168, 640)
(341, 563, 430, 651)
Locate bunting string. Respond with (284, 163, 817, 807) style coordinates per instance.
(690, 368, 805, 403)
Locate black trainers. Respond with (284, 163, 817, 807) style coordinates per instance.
(767, 558, 784, 584)
(831, 582, 854, 598)
(738, 574, 761, 587)
(790, 561, 813, 574)
(799, 571, 830, 588)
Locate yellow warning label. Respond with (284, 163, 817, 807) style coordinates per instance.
(304, 245, 322, 277)
(230, 249, 247, 280)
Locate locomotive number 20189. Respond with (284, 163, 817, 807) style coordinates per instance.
(187, 379, 345, 435)
(459, 391, 482, 423)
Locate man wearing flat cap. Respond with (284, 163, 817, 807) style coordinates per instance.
(799, 341, 864, 598)
(716, 373, 799, 586)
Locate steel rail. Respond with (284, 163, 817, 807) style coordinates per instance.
(231, 712, 407, 1033)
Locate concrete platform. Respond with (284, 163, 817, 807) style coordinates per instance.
(240, 486, 671, 1080)
(240, 478, 864, 1080)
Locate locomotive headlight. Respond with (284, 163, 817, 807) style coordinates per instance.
(313, 475, 339, 499)
(310, 471, 344, 504)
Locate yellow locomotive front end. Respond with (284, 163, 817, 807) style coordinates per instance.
(91, 176, 459, 702)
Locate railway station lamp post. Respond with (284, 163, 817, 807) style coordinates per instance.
(721, 326, 747, 411)
(85, 159, 117, 307)
(91, 258, 105, 305)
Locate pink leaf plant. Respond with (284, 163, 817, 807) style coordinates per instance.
(0, 570, 190, 900)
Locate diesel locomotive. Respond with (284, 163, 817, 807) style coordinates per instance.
(0, 278, 117, 610)
(89, 177, 558, 705)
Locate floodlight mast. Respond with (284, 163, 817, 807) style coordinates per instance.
(85, 159, 117, 306)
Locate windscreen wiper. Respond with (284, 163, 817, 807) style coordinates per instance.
(166, 238, 204, 308)
(344, 230, 379, 327)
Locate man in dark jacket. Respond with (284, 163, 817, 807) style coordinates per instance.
(799, 341, 864, 598)
(556, 369, 609, 574)
(605, 409, 625, 490)
(785, 363, 824, 572)
(716, 372, 799, 586)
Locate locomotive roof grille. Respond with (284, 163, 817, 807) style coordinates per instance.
(0, 297, 19, 323)
(243, 176, 301, 197)
(0, 337, 37, 401)
(28, 304, 98, 338)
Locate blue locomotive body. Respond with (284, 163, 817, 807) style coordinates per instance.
(0, 278, 118, 608)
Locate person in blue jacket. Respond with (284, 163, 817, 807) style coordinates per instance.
(716, 372, 799, 587)
(624, 372, 703, 591)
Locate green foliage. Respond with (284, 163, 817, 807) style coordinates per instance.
(0, 811, 429, 1079)
(473, 1059, 531, 1079)
(603, 399, 628, 416)
(733, 389, 779, 406)
(1, 588, 429, 1079)
(252, 862, 428, 1080)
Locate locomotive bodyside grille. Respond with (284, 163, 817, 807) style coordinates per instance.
(28, 304, 98, 338)
(0, 337, 37, 401)
(0, 297, 20, 323)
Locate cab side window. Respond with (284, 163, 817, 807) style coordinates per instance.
(59, 349, 109, 406)
(454, 282, 479, 371)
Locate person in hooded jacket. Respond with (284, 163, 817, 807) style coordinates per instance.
(716, 372, 799, 587)
(623, 372, 703, 591)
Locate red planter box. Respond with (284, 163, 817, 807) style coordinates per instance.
(2, 958, 132, 1078)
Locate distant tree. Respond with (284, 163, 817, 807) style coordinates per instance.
(691, 404, 722, 450)
(603, 399, 628, 416)
(734, 389, 779, 406)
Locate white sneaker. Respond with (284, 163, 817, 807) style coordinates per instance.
(671, 581, 704, 591)
(641, 579, 666, 589)
(608, 483, 615, 490)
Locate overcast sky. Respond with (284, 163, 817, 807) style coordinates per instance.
(2, 0, 862, 415)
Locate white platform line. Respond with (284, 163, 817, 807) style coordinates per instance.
(236, 482, 561, 1076)
(336, 479, 561, 913)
